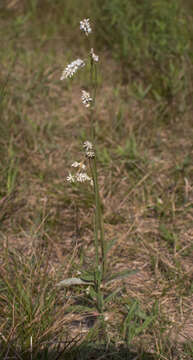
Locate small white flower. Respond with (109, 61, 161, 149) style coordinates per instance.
(72, 161, 86, 170)
(76, 172, 91, 183)
(60, 58, 85, 80)
(83, 141, 95, 158)
(80, 18, 92, 36)
(66, 173, 75, 183)
(71, 161, 80, 168)
(91, 48, 99, 62)
(104, 313, 109, 321)
(83, 141, 93, 151)
(86, 286, 90, 295)
(81, 90, 93, 108)
(86, 150, 95, 159)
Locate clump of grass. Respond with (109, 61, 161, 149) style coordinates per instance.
(0, 244, 72, 358)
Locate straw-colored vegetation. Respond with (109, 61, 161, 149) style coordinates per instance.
(0, 1, 193, 359)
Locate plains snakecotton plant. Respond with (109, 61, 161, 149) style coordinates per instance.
(57, 19, 137, 314)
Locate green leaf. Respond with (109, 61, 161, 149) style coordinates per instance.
(80, 270, 96, 283)
(56, 277, 94, 287)
(104, 288, 121, 304)
(65, 305, 95, 313)
(89, 286, 97, 301)
(104, 269, 138, 284)
(134, 315, 154, 335)
(93, 269, 103, 284)
(105, 238, 117, 254)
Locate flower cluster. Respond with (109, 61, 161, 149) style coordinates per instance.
(60, 59, 85, 80)
(80, 18, 92, 36)
(66, 161, 93, 185)
(61, 19, 99, 86)
(83, 141, 95, 158)
(81, 90, 93, 108)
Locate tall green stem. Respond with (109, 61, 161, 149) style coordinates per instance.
(89, 56, 106, 278)
(90, 157, 106, 278)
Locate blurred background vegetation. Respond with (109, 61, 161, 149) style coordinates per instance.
(1, 0, 193, 111)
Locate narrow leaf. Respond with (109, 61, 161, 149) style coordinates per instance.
(104, 269, 138, 284)
(80, 270, 95, 282)
(104, 288, 121, 304)
(105, 238, 117, 254)
(56, 277, 94, 287)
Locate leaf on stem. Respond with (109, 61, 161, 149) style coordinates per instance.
(104, 269, 139, 285)
(56, 277, 94, 287)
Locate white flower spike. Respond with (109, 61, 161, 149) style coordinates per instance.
(60, 59, 85, 80)
(81, 90, 93, 108)
(80, 18, 92, 36)
(67, 160, 92, 184)
(91, 48, 99, 62)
